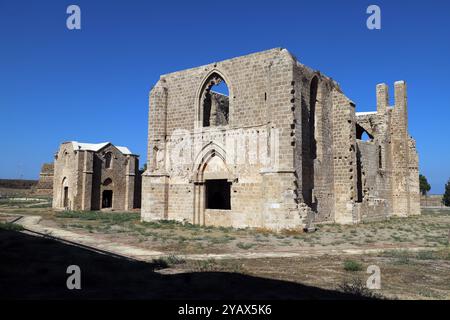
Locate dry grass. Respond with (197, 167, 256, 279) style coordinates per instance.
(2, 205, 449, 255)
(182, 249, 449, 299)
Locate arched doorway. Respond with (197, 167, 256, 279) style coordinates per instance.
(61, 177, 69, 208)
(102, 190, 113, 208)
(102, 178, 113, 209)
(192, 146, 232, 225)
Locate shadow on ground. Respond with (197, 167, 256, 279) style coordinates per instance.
(0, 230, 368, 300)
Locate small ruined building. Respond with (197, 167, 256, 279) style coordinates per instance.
(52, 141, 141, 211)
(142, 48, 420, 230)
(33, 163, 54, 196)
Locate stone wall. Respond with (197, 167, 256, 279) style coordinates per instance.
(421, 195, 444, 207)
(33, 163, 54, 196)
(142, 48, 305, 229)
(331, 90, 357, 224)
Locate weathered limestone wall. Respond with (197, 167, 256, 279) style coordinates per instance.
(354, 110, 391, 221)
(390, 81, 420, 216)
(332, 90, 357, 224)
(408, 137, 420, 215)
(355, 140, 389, 221)
(143, 82, 169, 220)
(391, 81, 410, 216)
(53, 143, 81, 210)
(142, 48, 306, 229)
(293, 62, 337, 223)
(421, 195, 444, 207)
(313, 80, 336, 223)
(80, 150, 93, 210)
(90, 145, 137, 211)
(33, 163, 54, 196)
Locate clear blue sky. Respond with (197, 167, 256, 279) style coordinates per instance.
(0, 0, 449, 193)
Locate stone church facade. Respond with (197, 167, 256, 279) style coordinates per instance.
(141, 48, 419, 229)
(53, 141, 141, 211)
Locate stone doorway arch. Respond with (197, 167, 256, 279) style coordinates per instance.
(61, 177, 69, 208)
(101, 178, 114, 209)
(192, 145, 234, 225)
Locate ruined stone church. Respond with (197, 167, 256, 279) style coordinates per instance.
(53, 141, 141, 211)
(141, 48, 419, 229)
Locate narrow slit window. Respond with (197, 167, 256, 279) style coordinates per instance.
(105, 152, 112, 169)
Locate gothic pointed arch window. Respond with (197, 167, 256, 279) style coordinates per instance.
(356, 124, 374, 141)
(200, 73, 229, 127)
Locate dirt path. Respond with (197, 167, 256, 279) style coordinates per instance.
(2, 212, 442, 262)
(10, 214, 164, 260)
